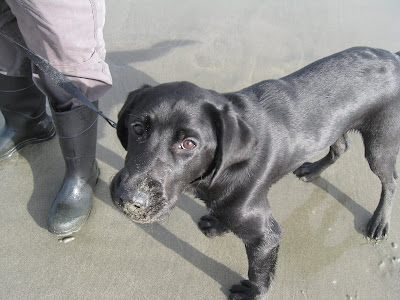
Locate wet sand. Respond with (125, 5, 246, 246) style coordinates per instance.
(1, 1, 400, 299)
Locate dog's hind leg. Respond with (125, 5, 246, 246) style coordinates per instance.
(362, 129, 399, 240)
(294, 134, 349, 182)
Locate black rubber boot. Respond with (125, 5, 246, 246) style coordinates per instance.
(0, 74, 55, 160)
(47, 101, 99, 235)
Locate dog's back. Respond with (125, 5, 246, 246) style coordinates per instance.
(236, 46, 400, 240)
(236, 47, 400, 169)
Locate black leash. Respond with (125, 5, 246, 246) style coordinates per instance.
(0, 30, 117, 128)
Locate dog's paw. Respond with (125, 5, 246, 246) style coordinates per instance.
(229, 280, 264, 300)
(229, 280, 252, 300)
(367, 213, 389, 240)
(198, 215, 229, 238)
(293, 162, 320, 182)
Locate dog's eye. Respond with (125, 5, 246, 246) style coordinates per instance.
(132, 123, 145, 136)
(181, 139, 196, 150)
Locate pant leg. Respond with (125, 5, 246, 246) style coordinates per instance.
(0, 1, 32, 77)
(5, 0, 112, 111)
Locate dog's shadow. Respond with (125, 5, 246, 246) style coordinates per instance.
(279, 175, 373, 277)
(97, 176, 243, 295)
(312, 176, 372, 236)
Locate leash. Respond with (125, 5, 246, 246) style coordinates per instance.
(0, 30, 117, 128)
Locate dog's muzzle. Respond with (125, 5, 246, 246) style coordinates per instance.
(111, 175, 167, 223)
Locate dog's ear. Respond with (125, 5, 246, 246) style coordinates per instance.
(206, 102, 258, 186)
(117, 85, 152, 150)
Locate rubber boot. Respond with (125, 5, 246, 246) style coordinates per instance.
(47, 101, 99, 235)
(0, 74, 55, 160)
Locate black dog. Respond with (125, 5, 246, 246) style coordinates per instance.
(110, 47, 400, 299)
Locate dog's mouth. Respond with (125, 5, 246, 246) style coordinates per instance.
(113, 196, 168, 223)
(110, 172, 184, 224)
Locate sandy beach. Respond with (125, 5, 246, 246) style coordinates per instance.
(1, 1, 400, 299)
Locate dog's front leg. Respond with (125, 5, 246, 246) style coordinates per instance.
(229, 217, 283, 300)
(198, 214, 230, 237)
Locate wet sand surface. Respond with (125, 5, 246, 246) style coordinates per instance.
(1, 1, 400, 299)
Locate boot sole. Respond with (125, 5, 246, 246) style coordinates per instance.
(47, 205, 92, 236)
(0, 128, 56, 161)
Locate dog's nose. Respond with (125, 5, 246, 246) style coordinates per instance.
(126, 199, 149, 216)
(116, 186, 148, 208)
(121, 197, 143, 207)
(117, 197, 125, 207)
(118, 195, 148, 214)
(113, 177, 163, 212)
(128, 200, 145, 210)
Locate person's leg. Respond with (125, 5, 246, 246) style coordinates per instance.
(5, 0, 112, 111)
(0, 2, 55, 160)
(5, 0, 112, 234)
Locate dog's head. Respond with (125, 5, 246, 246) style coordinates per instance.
(110, 82, 257, 223)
